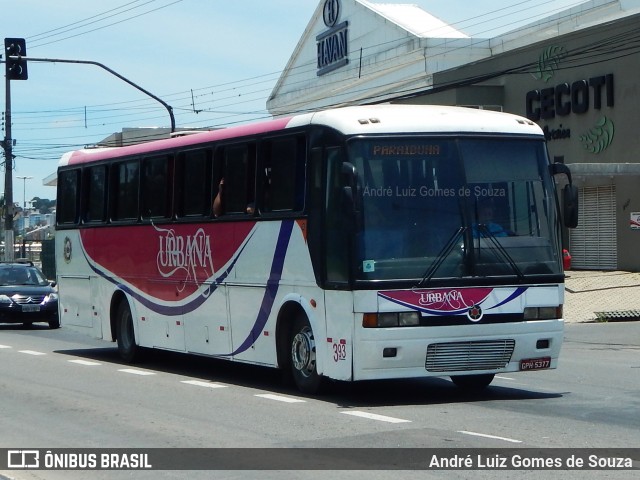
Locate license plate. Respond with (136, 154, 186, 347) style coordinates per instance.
(520, 357, 551, 370)
(21, 305, 41, 313)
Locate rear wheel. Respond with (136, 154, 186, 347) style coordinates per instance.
(289, 314, 322, 394)
(116, 300, 140, 363)
(450, 373, 495, 390)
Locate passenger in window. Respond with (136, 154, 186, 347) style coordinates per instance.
(212, 178, 255, 217)
(213, 178, 224, 217)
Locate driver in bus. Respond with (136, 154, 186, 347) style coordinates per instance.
(474, 201, 509, 237)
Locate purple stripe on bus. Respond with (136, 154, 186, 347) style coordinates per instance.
(486, 287, 529, 310)
(226, 220, 294, 356)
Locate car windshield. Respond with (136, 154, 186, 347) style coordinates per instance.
(0, 266, 49, 286)
(349, 136, 563, 282)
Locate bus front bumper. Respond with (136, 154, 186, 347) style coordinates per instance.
(352, 319, 563, 381)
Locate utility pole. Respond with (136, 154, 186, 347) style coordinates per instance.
(3, 70, 15, 260)
(2, 38, 27, 261)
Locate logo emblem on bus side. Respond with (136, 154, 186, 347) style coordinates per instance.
(63, 237, 72, 263)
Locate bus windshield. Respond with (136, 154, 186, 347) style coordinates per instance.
(349, 136, 562, 282)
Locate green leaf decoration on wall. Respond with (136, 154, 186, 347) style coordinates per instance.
(535, 45, 566, 83)
(579, 116, 615, 153)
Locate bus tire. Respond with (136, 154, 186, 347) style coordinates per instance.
(450, 373, 494, 390)
(116, 300, 140, 363)
(289, 314, 323, 394)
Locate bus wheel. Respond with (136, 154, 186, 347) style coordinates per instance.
(289, 315, 322, 394)
(450, 373, 494, 390)
(116, 301, 140, 363)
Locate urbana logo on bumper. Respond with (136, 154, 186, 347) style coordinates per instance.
(378, 288, 494, 322)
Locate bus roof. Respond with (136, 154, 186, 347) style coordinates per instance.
(293, 105, 543, 136)
(59, 105, 543, 166)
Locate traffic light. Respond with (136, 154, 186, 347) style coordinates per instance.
(4, 38, 28, 80)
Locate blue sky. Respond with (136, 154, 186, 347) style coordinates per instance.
(3, 0, 584, 201)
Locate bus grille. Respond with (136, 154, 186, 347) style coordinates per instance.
(425, 339, 515, 372)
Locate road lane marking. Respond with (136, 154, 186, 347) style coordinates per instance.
(69, 359, 101, 366)
(495, 375, 515, 380)
(458, 430, 522, 443)
(181, 380, 228, 389)
(0, 345, 12, 349)
(255, 393, 306, 403)
(118, 368, 156, 376)
(19, 350, 46, 356)
(341, 411, 411, 423)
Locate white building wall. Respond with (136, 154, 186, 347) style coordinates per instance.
(268, 0, 640, 116)
(267, 0, 489, 116)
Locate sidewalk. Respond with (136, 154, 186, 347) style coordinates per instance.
(563, 270, 640, 323)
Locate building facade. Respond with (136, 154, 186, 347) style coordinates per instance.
(268, 0, 640, 271)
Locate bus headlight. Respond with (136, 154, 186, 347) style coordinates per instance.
(363, 312, 420, 328)
(399, 312, 420, 326)
(378, 313, 398, 327)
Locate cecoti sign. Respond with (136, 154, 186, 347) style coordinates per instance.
(525, 74, 614, 121)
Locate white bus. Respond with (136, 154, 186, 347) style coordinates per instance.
(55, 105, 578, 394)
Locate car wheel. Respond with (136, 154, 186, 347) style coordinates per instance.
(48, 317, 61, 329)
(116, 300, 140, 363)
(289, 314, 323, 394)
(450, 373, 495, 390)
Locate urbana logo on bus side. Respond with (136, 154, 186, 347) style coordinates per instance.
(155, 225, 214, 291)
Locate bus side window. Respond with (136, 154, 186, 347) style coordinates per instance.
(218, 144, 256, 216)
(84, 165, 107, 223)
(57, 169, 81, 226)
(325, 146, 349, 284)
(112, 159, 140, 222)
(262, 135, 305, 213)
(141, 154, 171, 220)
(176, 149, 212, 218)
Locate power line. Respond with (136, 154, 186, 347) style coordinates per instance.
(27, 0, 150, 43)
(9, 1, 625, 161)
(27, 0, 185, 49)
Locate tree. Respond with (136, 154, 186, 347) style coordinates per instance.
(30, 197, 56, 213)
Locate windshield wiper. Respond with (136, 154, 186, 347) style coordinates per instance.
(418, 226, 466, 287)
(475, 225, 524, 280)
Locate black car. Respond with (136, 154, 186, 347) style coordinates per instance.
(0, 261, 59, 329)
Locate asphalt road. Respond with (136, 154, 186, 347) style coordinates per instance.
(0, 321, 638, 480)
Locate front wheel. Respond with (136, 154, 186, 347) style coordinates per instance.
(450, 373, 495, 390)
(289, 315, 323, 394)
(116, 300, 141, 363)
